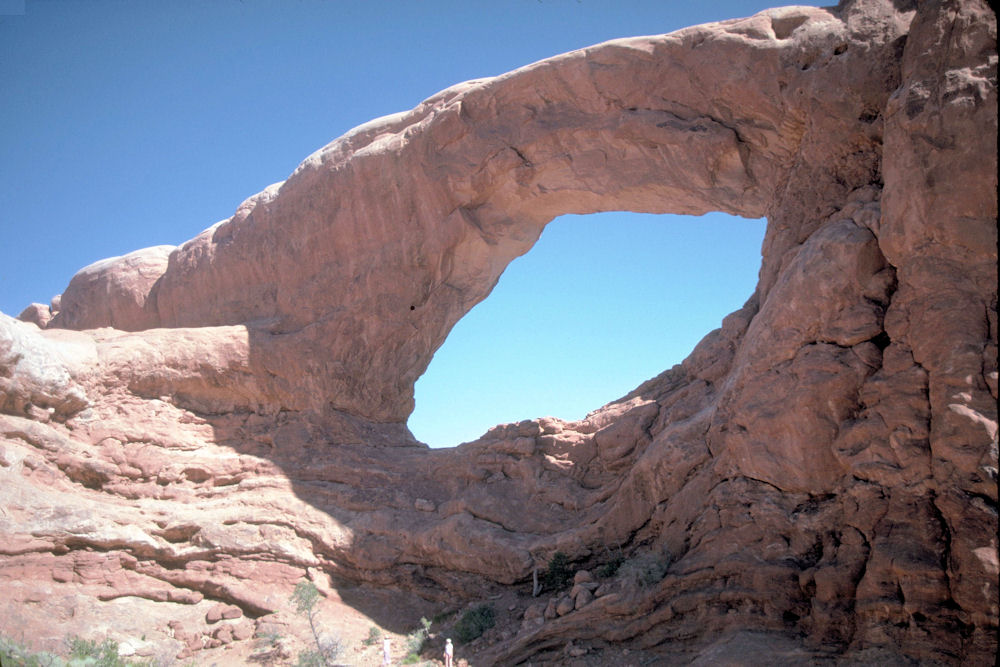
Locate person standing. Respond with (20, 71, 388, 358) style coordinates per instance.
(382, 637, 392, 666)
(444, 637, 454, 667)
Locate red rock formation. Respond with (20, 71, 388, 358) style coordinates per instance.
(48, 245, 175, 332)
(3, 0, 996, 664)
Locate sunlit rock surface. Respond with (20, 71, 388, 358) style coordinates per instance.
(3, 0, 996, 663)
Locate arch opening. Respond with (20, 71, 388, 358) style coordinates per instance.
(408, 210, 767, 448)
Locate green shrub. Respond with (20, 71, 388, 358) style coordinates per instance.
(250, 631, 283, 665)
(291, 581, 321, 616)
(0, 634, 160, 667)
(68, 636, 129, 666)
(403, 617, 432, 662)
(453, 604, 495, 644)
(294, 649, 324, 667)
(431, 609, 457, 625)
(290, 580, 342, 667)
(597, 551, 625, 578)
(361, 626, 382, 647)
(253, 630, 282, 649)
(1, 635, 62, 667)
(619, 550, 672, 589)
(541, 551, 573, 591)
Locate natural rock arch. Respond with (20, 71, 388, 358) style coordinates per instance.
(60, 4, 892, 424)
(2, 1, 996, 664)
(407, 210, 768, 448)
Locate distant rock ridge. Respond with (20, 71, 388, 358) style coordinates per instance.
(2, 0, 996, 664)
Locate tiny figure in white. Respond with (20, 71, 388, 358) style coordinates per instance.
(444, 637, 454, 667)
(382, 637, 392, 666)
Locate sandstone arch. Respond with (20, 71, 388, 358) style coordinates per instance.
(406, 210, 768, 448)
(2, 1, 996, 663)
(70, 4, 895, 425)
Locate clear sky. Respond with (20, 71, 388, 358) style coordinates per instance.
(1, 0, 813, 446)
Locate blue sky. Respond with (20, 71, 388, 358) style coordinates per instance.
(0, 0, 807, 446)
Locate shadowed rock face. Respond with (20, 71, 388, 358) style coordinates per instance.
(2, 0, 996, 664)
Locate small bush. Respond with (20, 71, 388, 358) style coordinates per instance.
(361, 626, 382, 647)
(597, 552, 625, 578)
(619, 550, 672, 589)
(295, 638, 343, 667)
(250, 631, 285, 665)
(403, 617, 432, 661)
(68, 636, 128, 665)
(1, 635, 63, 667)
(291, 581, 321, 616)
(453, 604, 495, 644)
(0, 634, 159, 667)
(431, 609, 457, 625)
(294, 649, 325, 667)
(253, 631, 282, 649)
(541, 551, 573, 591)
(290, 580, 342, 667)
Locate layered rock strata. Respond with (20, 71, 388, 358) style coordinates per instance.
(2, 0, 996, 664)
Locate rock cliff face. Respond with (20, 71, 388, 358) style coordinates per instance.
(2, 0, 996, 664)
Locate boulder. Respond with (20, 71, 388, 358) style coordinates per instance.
(48, 245, 174, 332)
(16, 303, 52, 328)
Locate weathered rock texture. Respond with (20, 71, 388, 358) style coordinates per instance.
(48, 245, 176, 332)
(3, 0, 997, 664)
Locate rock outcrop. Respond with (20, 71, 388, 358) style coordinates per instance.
(48, 245, 176, 332)
(3, 0, 996, 664)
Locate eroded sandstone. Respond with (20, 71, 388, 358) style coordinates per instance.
(2, 0, 996, 664)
